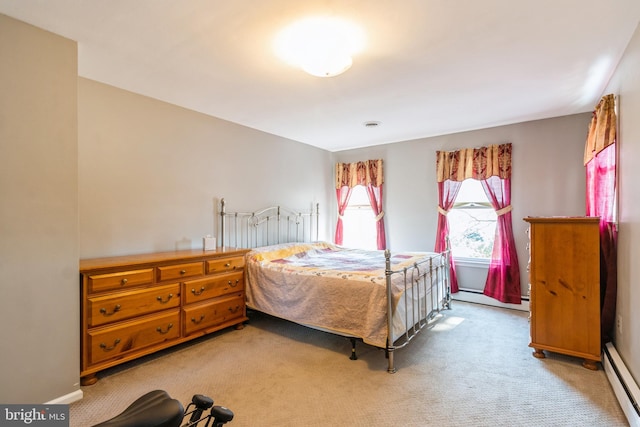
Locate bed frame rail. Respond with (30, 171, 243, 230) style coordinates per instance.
(384, 248, 451, 373)
(219, 198, 319, 249)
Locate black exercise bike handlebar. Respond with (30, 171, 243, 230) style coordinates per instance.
(91, 390, 233, 427)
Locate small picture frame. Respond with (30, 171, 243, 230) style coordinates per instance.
(203, 236, 216, 251)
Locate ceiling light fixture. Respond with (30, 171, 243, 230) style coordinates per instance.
(274, 16, 365, 78)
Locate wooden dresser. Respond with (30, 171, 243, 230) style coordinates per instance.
(80, 247, 249, 385)
(523, 217, 601, 370)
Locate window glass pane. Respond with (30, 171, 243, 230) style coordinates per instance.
(342, 186, 376, 250)
(347, 185, 370, 204)
(448, 180, 496, 259)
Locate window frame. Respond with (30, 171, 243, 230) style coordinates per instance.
(447, 179, 496, 264)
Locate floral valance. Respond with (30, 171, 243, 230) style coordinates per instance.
(335, 159, 383, 189)
(436, 143, 512, 183)
(584, 93, 616, 165)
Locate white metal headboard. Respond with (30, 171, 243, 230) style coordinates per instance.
(218, 198, 319, 249)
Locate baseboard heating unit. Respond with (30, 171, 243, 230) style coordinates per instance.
(604, 342, 640, 427)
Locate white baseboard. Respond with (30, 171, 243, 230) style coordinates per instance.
(46, 389, 83, 405)
(453, 289, 529, 312)
(604, 342, 640, 427)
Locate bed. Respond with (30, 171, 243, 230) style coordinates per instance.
(218, 198, 451, 373)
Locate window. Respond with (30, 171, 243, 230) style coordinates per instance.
(448, 179, 496, 260)
(341, 185, 377, 250)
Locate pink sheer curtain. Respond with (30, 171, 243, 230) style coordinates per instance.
(586, 135, 616, 221)
(366, 184, 387, 250)
(335, 160, 386, 249)
(434, 180, 462, 293)
(481, 176, 521, 303)
(436, 143, 520, 302)
(334, 186, 353, 246)
(584, 93, 617, 345)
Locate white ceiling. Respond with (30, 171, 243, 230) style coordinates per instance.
(1, 1, 639, 152)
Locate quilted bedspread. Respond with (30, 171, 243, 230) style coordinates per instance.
(245, 241, 441, 347)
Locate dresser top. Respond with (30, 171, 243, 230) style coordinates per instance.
(80, 247, 249, 272)
(523, 216, 600, 224)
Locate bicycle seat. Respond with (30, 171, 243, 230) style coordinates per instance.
(92, 390, 184, 427)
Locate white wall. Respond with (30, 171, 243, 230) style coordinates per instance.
(0, 15, 79, 403)
(334, 113, 590, 299)
(603, 21, 640, 389)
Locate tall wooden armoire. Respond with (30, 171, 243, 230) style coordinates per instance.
(523, 216, 601, 370)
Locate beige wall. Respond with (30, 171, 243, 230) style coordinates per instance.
(603, 21, 640, 387)
(334, 112, 591, 299)
(0, 15, 79, 403)
(78, 78, 333, 258)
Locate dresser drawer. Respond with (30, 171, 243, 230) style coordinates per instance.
(88, 269, 154, 293)
(183, 294, 244, 335)
(88, 284, 181, 327)
(183, 271, 244, 304)
(157, 262, 203, 282)
(206, 256, 245, 274)
(88, 310, 180, 365)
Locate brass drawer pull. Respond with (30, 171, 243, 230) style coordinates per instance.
(228, 305, 240, 314)
(224, 263, 231, 267)
(228, 279, 239, 287)
(156, 294, 174, 304)
(191, 315, 205, 324)
(156, 323, 174, 334)
(191, 287, 206, 296)
(180, 269, 186, 275)
(121, 278, 128, 285)
(100, 304, 121, 316)
(99, 338, 121, 351)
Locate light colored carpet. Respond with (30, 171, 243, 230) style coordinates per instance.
(70, 301, 628, 426)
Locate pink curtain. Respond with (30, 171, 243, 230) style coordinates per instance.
(366, 184, 387, 250)
(434, 180, 462, 293)
(335, 160, 386, 249)
(481, 176, 521, 303)
(334, 186, 353, 246)
(584, 93, 617, 345)
(436, 143, 520, 302)
(586, 142, 616, 221)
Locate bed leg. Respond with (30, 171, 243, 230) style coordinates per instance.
(387, 350, 396, 374)
(349, 338, 358, 360)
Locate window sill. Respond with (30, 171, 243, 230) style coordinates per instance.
(453, 257, 490, 268)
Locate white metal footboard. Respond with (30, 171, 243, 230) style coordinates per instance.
(384, 248, 451, 373)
